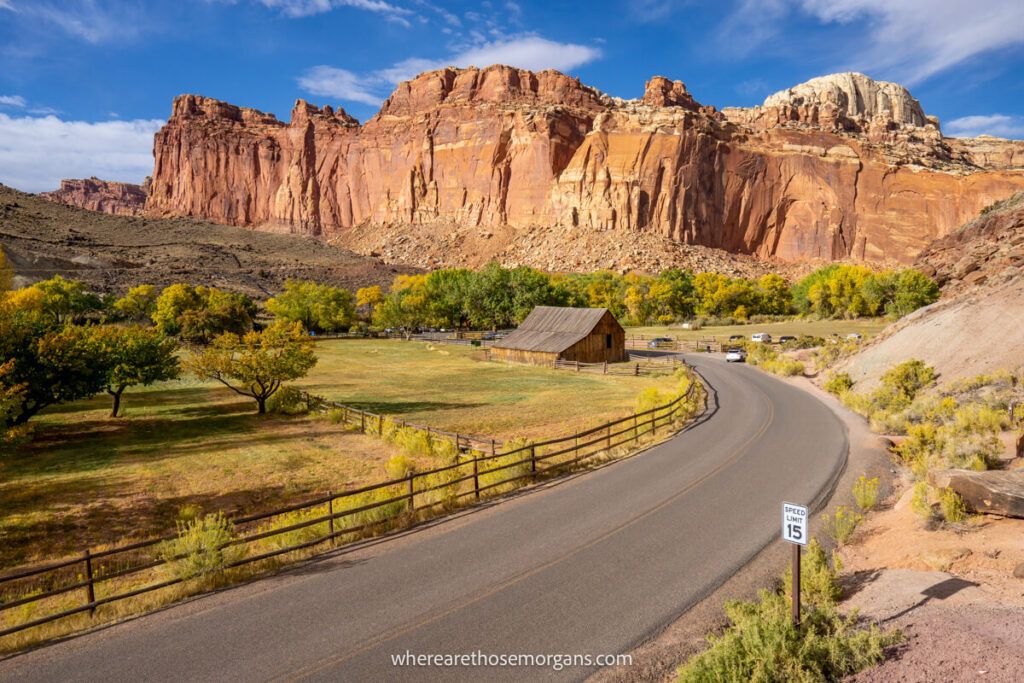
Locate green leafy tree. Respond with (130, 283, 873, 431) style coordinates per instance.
(888, 270, 940, 318)
(372, 274, 432, 335)
(91, 325, 180, 417)
(266, 279, 356, 334)
(153, 284, 254, 342)
(0, 360, 28, 451)
(114, 284, 159, 322)
(355, 285, 385, 320)
(32, 275, 104, 324)
(0, 316, 110, 426)
(755, 274, 793, 315)
(187, 321, 317, 414)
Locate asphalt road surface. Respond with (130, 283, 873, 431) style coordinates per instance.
(0, 354, 847, 682)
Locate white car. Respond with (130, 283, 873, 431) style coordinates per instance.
(725, 347, 747, 363)
(750, 332, 772, 343)
(846, 333, 863, 342)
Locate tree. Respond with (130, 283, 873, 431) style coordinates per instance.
(266, 279, 356, 333)
(755, 274, 793, 315)
(114, 284, 158, 322)
(153, 284, 255, 342)
(92, 326, 180, 417)
(888, 270, 940, 318)
(187, 321, 317, 414)
(373, 274, 432, 335)
(355, 285, 385, 320)
(0, 360, 28, 452)
(0, 317, 110, 426)
(33, 276, 104, 324)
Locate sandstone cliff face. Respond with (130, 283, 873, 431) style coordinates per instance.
(41, 177, 148, 217)
(145, 67, 1024, 266)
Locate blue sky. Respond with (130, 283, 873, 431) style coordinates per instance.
(1, 0, 1023, 192)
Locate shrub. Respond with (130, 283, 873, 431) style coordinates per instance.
(158, 513, 243, 581)
(938, 487, 968, 523)
(761, 357, 806, 377)
(911, 482, 933, 522)
(679, 540, 899, 682)
(385, 454, 415, 480)
(852, 475, 880, 512)
(824, 506, 862, 546)
(824, 372, 853, 395)
(261, 505, 330, 551)
(267, 386, 308, 415)
(326, 408, 346, 424)
(953, 404, 1007, 434)
(636, 386, 673, 413)
(879, 360, 936, 407)
(177, 503, 203, 523)
(479, 439, 533, 496)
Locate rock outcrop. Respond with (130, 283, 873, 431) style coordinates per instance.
(930, 470, 1024, 519)
(41, 177, 148, 217)
(144, 67, 1024, 267)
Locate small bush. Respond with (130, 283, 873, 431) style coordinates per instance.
(824, 506, 862, 546)
(911, 482, 933, 522)
(385, 454, 415, 480)
(824, 372, 853, 395)
(177, 503, 203, 523)
(879, 360, 936, 407)
(679, 540, 900, 682)
(326, 408, 346, 424)
(260, 505, 330, 551)
(762, 357, 806, 377)
(267, 386, 308, 415)
(159, 513, 243, 581)
(852, 475, 880, 512)
(938, 487, 968, 523)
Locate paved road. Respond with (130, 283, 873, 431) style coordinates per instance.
(0, 355, 847, 682)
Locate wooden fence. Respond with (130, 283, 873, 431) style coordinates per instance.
(553, 354, 684, 376)
(625, 335, 723, 353)
(0, 370, 704, 642)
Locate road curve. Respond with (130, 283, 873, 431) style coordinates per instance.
(0, 355, 847, 682)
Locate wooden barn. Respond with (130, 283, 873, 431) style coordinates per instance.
(490, 306, 628, 365)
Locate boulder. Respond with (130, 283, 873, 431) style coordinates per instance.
(929, 469, 1024, 518)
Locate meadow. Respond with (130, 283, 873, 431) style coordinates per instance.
(0, 339, 675, 569)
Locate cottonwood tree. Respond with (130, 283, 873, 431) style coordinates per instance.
(33, 276, 104, 324)
(92, 325, 180, 417)
(153, 284, 255, 343)
(187, 321, 317, 414)
(266, 279, 356, 333)
(113, 284, 159, 323)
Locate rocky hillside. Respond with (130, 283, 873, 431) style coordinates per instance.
(0, 185, 411, 297)
(40, 178, 148, 217)
(838, 195, 1024, 386)
(134, 67, 1024, 272)
(915, 192, 1024, 296)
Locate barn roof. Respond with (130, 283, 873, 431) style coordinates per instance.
(491, 306, 615, 354)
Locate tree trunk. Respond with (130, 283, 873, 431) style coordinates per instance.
(257, 396, 267, 414)
(109, 387, 125, 418)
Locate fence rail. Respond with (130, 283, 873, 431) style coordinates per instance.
(553, 355, 684, 376)
(0, 368, 704, 642)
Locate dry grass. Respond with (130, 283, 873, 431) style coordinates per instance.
(627, 318, 890, 341)
(300, 339, 678, 440)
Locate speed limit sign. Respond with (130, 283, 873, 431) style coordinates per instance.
(782, 502, 808, 546)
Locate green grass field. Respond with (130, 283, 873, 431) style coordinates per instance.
(302, 339, 677, 439)
(0, 339, 674, 569)
(626, 318, 891, 341)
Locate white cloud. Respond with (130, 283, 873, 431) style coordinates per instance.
(0, 95, 27, 108)
(0, 114, 163, 193)
(30, 1, 141, 44)
(0, 0, 14, 10)
(721, 0, 1024, 85)
(257, 0, 413, 25)
(297, 66, 383, 105)
(945, 114, 1024, 139)
(299, 34, 602, 107)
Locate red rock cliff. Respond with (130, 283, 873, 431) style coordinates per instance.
(41, 177, 148, 216)
(145, 66, 1024, 264)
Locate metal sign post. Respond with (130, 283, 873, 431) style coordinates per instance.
(782, 502, 808, 627)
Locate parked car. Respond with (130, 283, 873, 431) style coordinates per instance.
(778, 335, 797, 344)
(728, 334, 745, 342)
(846, 333, 863, 342)
(725, 347, 747, 363)
(750, 332, 772, 343)
(481, 331, 499, 341)
(648, 337, 675, 348)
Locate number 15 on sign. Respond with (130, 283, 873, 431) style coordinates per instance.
(783, 501, 808, 628)
(782, 502, 808, 546)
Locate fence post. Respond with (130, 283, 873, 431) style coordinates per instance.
(455, 433, 461, 453)
(606, 423, 611, 450)
(83, 549, 96, 616)
(360, 411, 366, 433)
(652, 407, 658, 436)
(407, 474, 415, 514)
(473, 454, 481, 500)
(327, 492, 335, 546)
(530, 444, 537, 482)
(603, 361, 607, 374)
(635, 363, 639, 376)
(575, 360, 580, 373)
(378, 414, 383, 435)
(634, 412, 639, 440)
